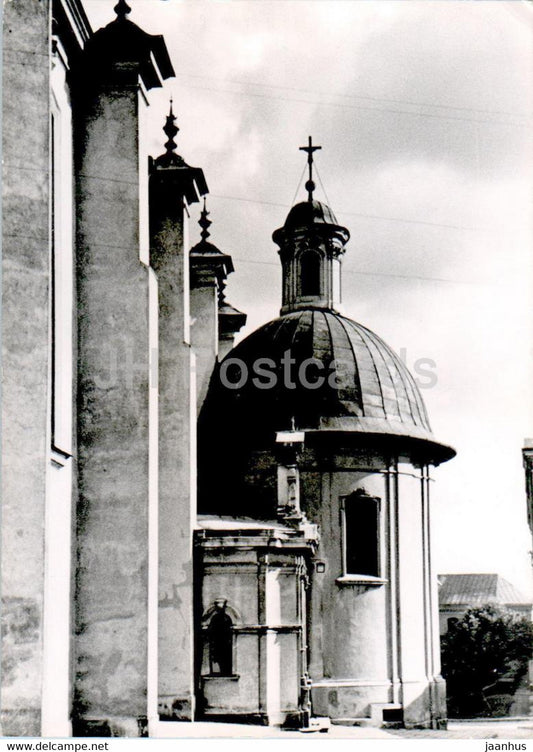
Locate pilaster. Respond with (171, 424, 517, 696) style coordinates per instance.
(218, 300, 247, 360)
(149, 117, 207, 721)
(386, 461, 401, 705)
(73, 7, 173, 736)
(189, 213, 234, 412)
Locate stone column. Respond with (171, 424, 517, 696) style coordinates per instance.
(149, 123, 207, 721)
(73, 8, 173, 736)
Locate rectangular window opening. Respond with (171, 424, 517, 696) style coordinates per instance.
(342, 492, 380, 578)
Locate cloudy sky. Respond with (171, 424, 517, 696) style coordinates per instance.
(86, 0, 533, 593)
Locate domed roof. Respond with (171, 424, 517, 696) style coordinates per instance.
(285, 200, 339, 228)
(202, 309, 454, 463)
(273, 200, 350, 246)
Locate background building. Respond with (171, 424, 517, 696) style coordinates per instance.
(438, 573, 532, 635)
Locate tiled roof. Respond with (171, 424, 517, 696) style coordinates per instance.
(438, 573, 531, 607)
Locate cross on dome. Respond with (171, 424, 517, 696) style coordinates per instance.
(299, 136, 321, 202)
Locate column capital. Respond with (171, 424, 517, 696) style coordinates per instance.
(190, 247, 233, 290)
(76, 13, 174, 90)
(149, 157, 208, 216)
(218, 300, 247, 341)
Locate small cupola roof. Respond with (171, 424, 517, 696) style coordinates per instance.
(273, 199, 350, 246)
(286, 199, 339, 228)
(272, 139, 349, 314)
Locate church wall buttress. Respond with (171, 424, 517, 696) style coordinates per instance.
(1, 0, 52, 736)
(74, 80, 150, 734)
(190, 284, 218, 415)
(150, 179, 198, 722)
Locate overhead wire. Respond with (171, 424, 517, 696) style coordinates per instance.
(175, 80, 530, 129)
(314, 163, 331, 207)
(177, 73, 522, 288)
(208, 193, 492, 234)
(291, 162, 308, 206)
(229, 255, 476, 286)
(174, 72, 533, 121)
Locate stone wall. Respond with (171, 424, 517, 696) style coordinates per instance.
(1, 0, 52, 736)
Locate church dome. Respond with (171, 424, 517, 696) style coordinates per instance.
(273, 200, 350, 246)
(285, 199, 339, 228)
(201, 141, 454, 466)
(203, 308, 454, 463)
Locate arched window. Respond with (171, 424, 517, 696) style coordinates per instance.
(300, 251, 321, 296)
(207, 602, 233, 675)
(342, 491, 380, 577)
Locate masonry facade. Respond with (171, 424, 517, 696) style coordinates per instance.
(1, 0, 454, 737)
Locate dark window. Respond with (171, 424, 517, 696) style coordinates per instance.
(344, 492, 380, 577)
(208, 607, 233, 675)
(300, 251, 321, 296)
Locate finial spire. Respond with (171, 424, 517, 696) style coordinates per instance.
(114, 0, 132, 20)
(163, 98, 179, 156)
(299, 136, 322, 202)
(199, 197, 212, 242)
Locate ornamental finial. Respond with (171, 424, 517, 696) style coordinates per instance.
(114, 0, 132, 20)
(199, 197, 212, 242)
(299, 136, 322, 202)
(163, 98, 179, 156)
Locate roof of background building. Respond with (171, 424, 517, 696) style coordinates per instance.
(438, 573, 532, 607)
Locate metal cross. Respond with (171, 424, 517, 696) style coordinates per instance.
(299, 136, 321, 202)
